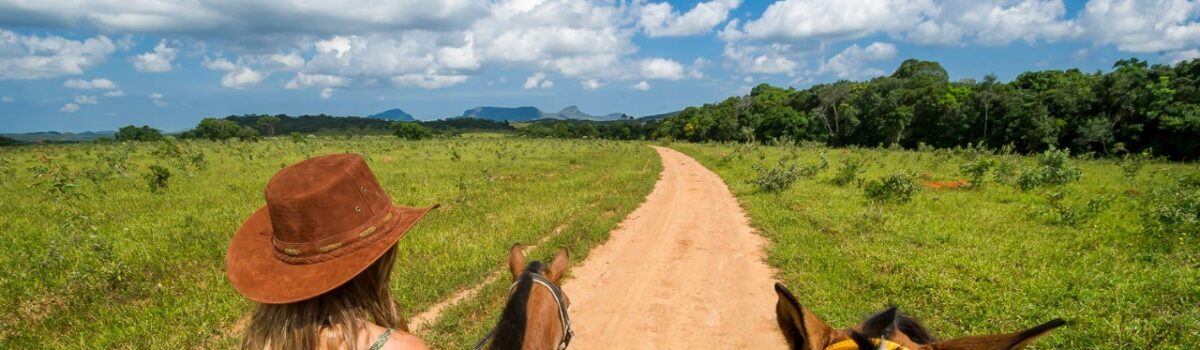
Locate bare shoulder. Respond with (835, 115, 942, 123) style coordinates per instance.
(380, 331, 428, 350)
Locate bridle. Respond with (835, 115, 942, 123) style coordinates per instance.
(825, 338, 907, 350)
(474, 271, 574, 350)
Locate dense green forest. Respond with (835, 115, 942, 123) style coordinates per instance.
(656, 58, 1200, 160)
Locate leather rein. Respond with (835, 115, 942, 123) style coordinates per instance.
(474, 272, 574, 350)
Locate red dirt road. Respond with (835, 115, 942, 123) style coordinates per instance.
(561, 146, 786, 349)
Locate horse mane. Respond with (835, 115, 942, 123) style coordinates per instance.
(489, 261, 545, 350)
(895, 313, 935, 344)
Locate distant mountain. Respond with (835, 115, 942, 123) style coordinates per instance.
(368, 108, 416, 121)
(1, 131, 115, 143)
(638, 110, 679, 121)
(462, 106, 544, 122)
(461, 105, 627, 122)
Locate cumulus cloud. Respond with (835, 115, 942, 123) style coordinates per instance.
(221, 66, 266, 89)
(523, 72, 554, 89)
(1079, 0, 1200, 53)
(821, 42, 898, 79)
(64, 78, 118, 90)
(639, 0, 741, 37)
(74, 95, 98, 104)
(1164, 49, 1200, 64)
(631, 80, 651, 91)
(1, 30, 115, 80)
(284, 33, 474, 90)
(132, 39, 177, 72)
(320, 87, 334, 99)
(149, 92, 166, 106)
(0, 0, 485, 48)
(640, 58, 686, 80)
(723, 42, 800, 75)
(581, 79, 603, 90)
(60, 103, 80, 112)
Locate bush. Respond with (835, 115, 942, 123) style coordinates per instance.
(392, 121, 433, 140)
(959, 158, 995, 188)
(1037, 191, 1112, 226)
(748, 158, 801, 193)
(864, 173, 919, 203)
(1143, 173, 1200, 239)
(115, 125, 164, 142)
(831, 158, 864, 186)
(1119, 149, 1154, 180)
(145, 165, 171, 193)
(1017, 147, 1082, 191)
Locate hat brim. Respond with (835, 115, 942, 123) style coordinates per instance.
(225, 204, 436, 304)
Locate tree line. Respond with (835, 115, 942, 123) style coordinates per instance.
(656, 58, 1200, 160)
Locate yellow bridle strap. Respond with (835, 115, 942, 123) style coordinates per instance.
(825, 339, 907, 350)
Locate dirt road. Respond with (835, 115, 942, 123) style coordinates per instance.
(561, 146, 786, 349)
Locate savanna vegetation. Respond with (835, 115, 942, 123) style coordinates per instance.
(0, 137, 659, 348)
(673, 142, 1199, 348)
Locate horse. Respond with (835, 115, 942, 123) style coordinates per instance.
(774, 282, 1065, 350)
(476, 243, 573, 350)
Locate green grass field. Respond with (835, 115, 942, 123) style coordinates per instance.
(0, 137, 660, 348)
(672, 142, 1199, 349)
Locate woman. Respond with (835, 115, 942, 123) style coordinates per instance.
(225, 154, 437, 349)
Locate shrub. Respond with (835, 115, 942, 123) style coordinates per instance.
(114, 125, 164, 142)
(392, 121, 433, 140)
(1143, 173, 1200, 239)
(992, 158, 1018, 185)
(959, 158, 995, 188)
(864, 173, 919, 203)
(145, 165, 171, 193)
(831, 158, 864, 186)
(748, 158, 801, 193)
(1016, 147, 1082, 191)
(1119, 149, 1154, 180)
(1038, 191, 1112, 226)
(797, 152, 830, 178)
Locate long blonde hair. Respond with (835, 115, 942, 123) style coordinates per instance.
(242, 247, 406, 350)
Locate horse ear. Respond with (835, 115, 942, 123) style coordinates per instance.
(860, 307, 898, 339)
(924, 319, 1065, 350)
(546, 247, 570, 283)
(508, 243, 526, 281)
(775, 282, 833, 350)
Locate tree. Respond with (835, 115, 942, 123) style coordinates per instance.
(256, 115, 281, 136)
(195, 118, 249, 140)
(115, 125, 164, 142)
(391, 122, 433, 140)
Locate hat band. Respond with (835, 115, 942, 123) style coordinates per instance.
(270, 205, 401, 265)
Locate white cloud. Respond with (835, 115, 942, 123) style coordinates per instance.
(581, 79, 603, 90)
(821, 42, 898, 79)
(149, 92, 166, 107)
(284, 72, 348, 89)
(104, 89, 125, 97)
(60, 103, 80, 112)
(0, 30, 115, 80)
(1072, 48, 1089, 62)
(389, 74, 470, 89)
(74, 95, 98, 104)
(1079, 0, 1200, 53)
(132, 39, 177, 72)
(0, 1, 485, 49)
(64, 78, 118, 90)
(740, 0, 937, 42)
(203, 57, 237, 71)
(1164, 49, 1200, 64)
(639, 0, 742, 37)
(723, 42, 800, 75)
(1, 96, 12, 103)
(288, 33, 473, 90)
(523, 72, 553, 89)
(640, 58, 686, 80)
(221, 66, 266, 89)
(320, 87, 334, 99)
(687, 58, 709, 79)
(631, 80, 651, 91)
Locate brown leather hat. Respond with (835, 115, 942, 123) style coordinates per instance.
(226, 153, 437, 304)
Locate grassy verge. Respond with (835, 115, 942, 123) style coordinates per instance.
(0, 137, 659, 348)
(672, 142, 1198, 349)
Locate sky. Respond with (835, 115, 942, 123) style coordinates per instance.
(0, 0, 1198, 133)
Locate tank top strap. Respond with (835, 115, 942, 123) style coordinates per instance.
(368, 328, 394, 350)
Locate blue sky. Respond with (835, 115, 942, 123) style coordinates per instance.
(0, 0, 1197, 133)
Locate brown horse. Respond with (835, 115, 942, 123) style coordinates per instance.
(774, 282, 1065, 350)
(476, 244, 573, 350)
